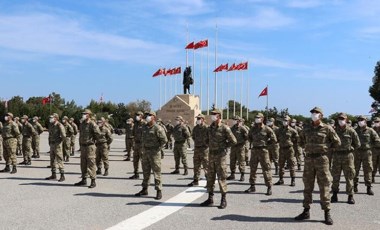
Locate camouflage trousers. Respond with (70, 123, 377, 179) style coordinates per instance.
(22, 137, 32, 162)
(3, 138, 17, 166)
(230, 144, 246, 173)
(354, 149, 373, 186)
(70, 135, 76, 154)
(372, 148, 380, 176)
(125, 138, 134, 156)
(193, 146, 209, 181)
(31, 135, 40, 156)
(0, 138, 3, 160)
(331, 151, 355, 195)
(133, 143, 143, 174)
(80, 144, 96, 180)
(206, 149, 228, 194)
(173, 142, 187, 169)
(141, 148, 162, 191)
(16, 135, 22, 154)
(50, 143, 64, 173)
(279, 146, 296, 178)
(294, 144, 303, 165)
(244, 142, 249, 162)
(268, 143, 279, 165)
(302, 154, 332, 211)
(63, 137, 71, 160)
(249, 147, 272, 187)
(96, 143, 109, 170)
(327, 150, 333, 169)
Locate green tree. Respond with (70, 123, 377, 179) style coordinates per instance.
(369, 61, 380, 116)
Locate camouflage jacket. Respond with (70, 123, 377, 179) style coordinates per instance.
(63, 122, 74, 138)
(166, 123, 174, 135)
(142, 123, 167, 150)
(22, 122, 38, 138)
(79, 120, 101, 145)
(249, 124, 277, 148)
(355, 126, 380, 150)
(335, 125, 360, 152)
(133, 120, 146, 143)
(97, 126, 113, 145)
(277, 125, 298, 148)
(231, 124, 249, 145)
(172, 124, 191, 143)
(125, 123, 134, 139)
(192, 123, 209, 147)
(267, 125, 280, 144)
(48, 122, 66, 145)
(32, 121, 44, 135)
(1, 121, 20, 139)
(208, 121, 237, 151)
(70, 122, 78, 135)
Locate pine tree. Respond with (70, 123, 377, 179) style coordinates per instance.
(369, 61, 380, 114)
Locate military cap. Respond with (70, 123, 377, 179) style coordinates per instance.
(268, 118, 275, 122)
(15, 117, 19, 120)
(21, 115, 28, 120)
(357, 115, 367, 120)
(347, 120, 352, 124)
(69, 117, 74, 121)
(291, 118, 297, 123)
(211, 109, 222, 115)
(338, 112, 347, 119)
(310, 106, 323, 114)
(195, 114, 205, 119)
(127, 118, 134, 122)
(82, 109, 92, 115)
(255, 113, 264, 118)
(33, 116, 39, 120)
(373, 117, 380, 122)
(62, 116, 69, 120)
(145, 111, 156, 117)
(329, 119, 335, 125)
(136, 111, 144, 116)
(52, 113, 59, 119)
(283, 115, 291, 121)
(176, 116, 184, 121)
(233, 115, 241, 120)
(6, 112, 14, 118)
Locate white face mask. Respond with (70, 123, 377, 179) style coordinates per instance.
(233, 120, 238, 125)
(211, 115, 218, 122)
(21, 119, 26, 123)
(196, 119, 202, 125)
(146, 116, 152, 123)
(290, 122, 296, 127)
(375, 122, 380, 127)
(338, 120, 346, 127)
(255, 118, 262, 124)
(49, 118, 55, 123)
(358, 120, 366, 127)
(311, 113, 320, 122)
(62, 120, 66, 123)
(266, 121, 273, 126)
(136, 116, 141, 121)
(33, 119, 37, 123)
(4, 116, 9, 121)
(282, 121, 288, 126)
(175, 120, 181, 125)
(82, 114, 87, 120)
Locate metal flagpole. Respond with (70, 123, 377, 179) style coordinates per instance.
(193, 46, 195, 95)
(233, 70, 236, 117)
(266, 84, 269, 118)
(227, 70, 229, 120)
(207, 42, 210, 115)
(159, 76, 162, 109)
(200, 50, 203, 111)
(164, 75, 167, 103)
(214, 24, 218, 109)
(246, 68, 249, 120)
(221, 66, 223, 119)
(240, 70, 243, 117)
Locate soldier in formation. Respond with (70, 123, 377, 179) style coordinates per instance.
(96, 119, 113, 176)
(372, 117, 380, 183)
(62, 116, 74, 162)
(31, 116, 44, 159)
(1, 113, 20, 174)
(68, 117, 78, 156)
(129, 111, 145, 179)
(266, 118, 280, 175)
(171, 116, 190, 175)
(124, 118, 134, 161)
(19, 115, 37, 165)
(165, 120, 174, 150)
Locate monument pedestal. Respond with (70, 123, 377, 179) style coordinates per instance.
(156, 94, 200, 128)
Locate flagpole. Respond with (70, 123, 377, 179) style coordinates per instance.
(221, 67, 224, 119)
(246, 67, 249, 120)
(234, 69, 236, 117)
(200, 49, 203, 111)
(214, 24, 218, 109)
(207, 42, 210, 115)
(266, 84, 269, 119)
(164, 75, 167, 103)
(159, 76, 162, 109)
(186, 25, 189, 67)
(240, 69, 243, 117)
(227, 70, 229, 120)
(193, 45, 195, 95)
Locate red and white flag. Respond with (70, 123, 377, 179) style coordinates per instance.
(227, 63, 237, 71)
(185, 42, 194, 49)
(174, 67, 181, 75)
(194, 39, 208, 49)
(153, 68, 165, 77)
(236, 61, 248, 70)
(42, 96, 51, 105)
(258, 86, 268, 97)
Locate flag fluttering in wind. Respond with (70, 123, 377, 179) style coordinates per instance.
(228, 63, 237, 71)
(194, 39, 208, 49)
(152, 68, 166, 77)
(258, 86, 268, 98)
(42, 96, 51, 105)
(213, 63, 228, 72)
(185, 42, 195, 49)
(236, 61, 248, 70)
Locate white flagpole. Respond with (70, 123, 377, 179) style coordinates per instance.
(193, 46, 195, 95)
(207, 42, 210, 115)
(165, 75, 167, 103)
(233, 69, 236, 117)
(214, 24, 218, 109)
(221, 68, 223, 119)
(240, 69, 243, 117)
(227, 69, 229, 120)
(200, 50, 203, 111)
(246, 67, 249, 120)
(159, 75, 162, 109)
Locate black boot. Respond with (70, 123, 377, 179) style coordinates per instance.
(244, 185, 256, 193)
(74, 178, 87, 186)
(367, 186, 374, 195)
(58, 173, 65, 182)
(129, 173, 139, 179)
(88, 179, 96, 188)
(200, 193, 214, 206)
(274, 177, 284, 185)
(188, 180, 199, 186)
(290, 177, 295, 187)
(36, 153, 40, 158)
(226, 172, 235, 180)
(125, 156, 131, 161)
(324, 210, 333, 225)
(170, 169, 180, 174)
(183, 167, 188, 176)
(46, 172, 57, 180)
(348, 195, 355, 204)
(274, 165, 278, 175)
(103, 169, 109, 176)
(295, 208, 310, 220)
(155, 190, 162, 200)
(31, 154, 37, 158)
(96, 169, 102, 175)
(297, 163, 301, 171)
(135, 188, 148, 196)
(18, 161, 26, 165)
(372, 174, 375, 183)
(10, 166, 17, 174)
(218, 194, 227, 209)
(0, 165, 10, 173)
(239, 173, 245, 182)
(266, 186, 272, 196)
(331, 192, 338, 203)
(354, 184, 358, 193)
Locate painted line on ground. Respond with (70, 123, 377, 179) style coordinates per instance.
(106, 180, 207, 230)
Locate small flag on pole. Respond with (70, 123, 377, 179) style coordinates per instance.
(194, 39, 208, 49)
(153, 68, 165, 77)
(42, 96, 51, 105)
(185, 42, 195, 49)
(258, 86, 268, 98)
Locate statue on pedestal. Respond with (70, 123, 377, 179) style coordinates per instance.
(183, 66, 193, 94)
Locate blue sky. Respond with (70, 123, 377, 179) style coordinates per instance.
(0, 0, 379, 116)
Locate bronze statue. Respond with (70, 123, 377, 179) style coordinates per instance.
(183, 66, 193, 94)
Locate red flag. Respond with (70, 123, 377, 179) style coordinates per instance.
(42, 96, 51, 105)
(165, 68, 174, 76)
(213, 64, 222, 72)
(228, 63, 237, 71)
(258, 87, 268, 97)
(236, 62, 248, 70)
(153, 68, 165, 77)
(194, 39, 208, 49)
(214, 63, 229, 72)
(174, 67, 181, 75)
(185, 42, 194, 49)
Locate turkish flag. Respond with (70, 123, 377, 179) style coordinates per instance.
(174, 67, 181, 75)
(213, 64, 222, 72)
(153, 68, 165, 77)
(237, 61, 248, 70)
(194, 39, 208, 49)
(220, 63, 228, 71)
(42, 96, 51, 105)
(165, 68, 174, 76)
(228, 63, 237, 71)
(185, 42, 194, 49)
(258, 87, 268, 97)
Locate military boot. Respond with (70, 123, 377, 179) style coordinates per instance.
(372, 174, 375, 183)
(331, 192, 338, 203)
(103, 169, 109, 176)
(135, 188, 148, 196)
(290, 177, 296, 187)
(244, 184, 256, 193)
(155, 190, 162, 200)
(347, 195, 355, 204)
(226, 172, 235, 180)
(367, 186, 374, 195)
(266, 186, 272, 196)
(129, 173, 139, 179)
(0, 165, 10, 173)
(297, 163, 301, 171)
(18, 161, 27, 165)
(200, 193, 214, 206)
(74, 178, 87, 186)
(170, 169, 180, 174)
(125, 156, 131, 161)
(96, 169, 102, 175)
(36, 153, 40, 158)
(10, 166, 17, 174)
(295, 208, 310, 220)
(31, 154, 37, 158)
(183, 167, 188, 176)
(324, 210, 333, 225)
(188, 180, 199, 186)
(88, 179, 96, 188)
(58, 173, 65, 182)
(354, 184, 358, 193)
(239, 173, 245, 182)
(46, 172, 57, 180)
(274, 164, 278, 175)
(274, 177, 284, 185)
(218, 194, 227, 209)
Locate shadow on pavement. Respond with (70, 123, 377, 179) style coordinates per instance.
(126, 201, 200, 207)
(19, 182, 75, 187)
(260, 198, 302, 203)
(0, 177, 46, 181)
(211, 214, 321, 223)
(74, 192, 132, 198)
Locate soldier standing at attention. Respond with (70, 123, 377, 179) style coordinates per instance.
(274, 115, 298, 187)
(62, 116, 74, 162)
(171, 116, 191, 175)
(331, 113, 360, 204)
(242, 119, 250, 166)
(291, 119, 304, 170)
(227, 116, 248, 182)
(74, 109, 101, 188)
(188, 114, 209, 186)
(31, 116, 44, 159)
(124, 118, 134, 161)
(371, 117, 380, 183)
(1, 113, 20, 174)
(200, 109, 237, 209)
(129, 111, 145, 179)
(45, 113, 66, 182)
(96, 119, 113, 176)
(14, 117, 23, 156)
(165, 120, 174, 149)
(295, 107, 341, 225)
(266, 117, 280, 175)
(19, 115, 37, 165)
(354, 115, 380, 195)
(68, 118, 78, 156)
(157, 118, 168, 159)
(135, 111, 167, 200)
(245, 113, 277, 196)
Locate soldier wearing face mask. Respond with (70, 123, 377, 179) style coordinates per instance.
(68, 117, 78, 157)
(31, 116, 44, 159)
(165, 120, 174, 150)
(61, 116, 74, 162)
(0, 113, 21, 174)
(14, 117, 23, 156)
(331, 113, 360, 205)
(354, 115, 380, 195)
(129, 111, 146, 179)
(295, 107, 341, 225)
(372, 117, 380, 183)
(266, 117, 280, 175)
(291, 119, 303, 171)
(171, 116, 191, 175)
(188, 114, 209, 186)
(227, 116, 248, 182)
(245, 113, 277, 196)
(124, 118, 134, 161)
(19, 115, 37, 166)
(95, 119, 113, 176)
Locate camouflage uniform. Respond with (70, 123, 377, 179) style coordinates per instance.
(246, 113, 277, 195)
(69, 118, 78, 156)
(124, 118, 134, 161)
(20, 116, 37, 165)
(47, 114, 66, 181)
(96, 123, 113, 176)
(267, 118, 280, 175)
(130, 112, 145, 179)
(62, 117, 74, 162)
(1, 113, 20, 173)
(0, 122, 2, 161)
(165, 121, 174, 149)
(189, 114, 209, 186)
(331, 113, 360, 204)
(15, 118, 23, 156)
(171, 116, 191, 175)
(327, 119, 336, 169)
(157, 119, 168, 159)
(31, 117, 44, 158)
(291, 119, 304, 170)
(354, 115, 380, 194)
(372, 117, 380, 183)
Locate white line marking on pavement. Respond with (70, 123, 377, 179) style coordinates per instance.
(106, 180, 207, 230)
